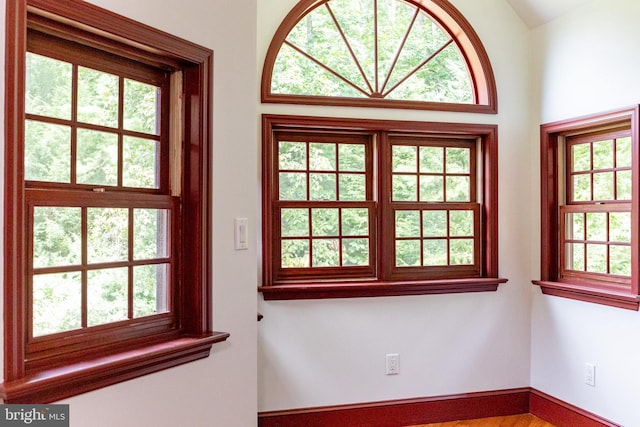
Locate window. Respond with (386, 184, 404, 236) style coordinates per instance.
(260, 115, 505, 300)
(534, 106, 640, 310)
(261, 0, 497, 113)
(2, 0, 228, 403)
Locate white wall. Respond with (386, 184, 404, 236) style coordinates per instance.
(0, 0, 259, 426)
(530, 1, 640, 425)
(257, 0, 533, 412)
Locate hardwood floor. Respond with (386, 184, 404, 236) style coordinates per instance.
(406, 413, 556, 427)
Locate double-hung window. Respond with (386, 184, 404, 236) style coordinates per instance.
(3, 0, 227, 403)
(260, 116, 504, 300)
(534, 106, 639, 310)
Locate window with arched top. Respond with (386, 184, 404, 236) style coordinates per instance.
(262, 0, 497, 113)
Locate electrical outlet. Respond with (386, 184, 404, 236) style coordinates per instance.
(386, 354, 399, 375)
(585, 363, 596, 387)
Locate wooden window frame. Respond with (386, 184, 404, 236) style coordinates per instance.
(261, 0, 497, 114)
(260, 114, 506, 300)
(2, 0, 229, 403)
(533, 105, 640, 310)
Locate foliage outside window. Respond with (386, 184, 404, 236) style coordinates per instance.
(262, 0, 497, 113)
(2, 0, 227, 403)
(534, 106, 640, 310)
(260, 115, 505, 300)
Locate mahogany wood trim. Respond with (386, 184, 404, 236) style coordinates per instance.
(260, 278, 507, 300)
(532, 280, 640, 311)
(258, 388, 530, 427)
(535, 105, 640, 309)
(3, 0, 226, 402)
(257, 388, 622, 427)
(530, 388, 621, 427)
(260, 0, 497, 114)
(0, 332, 229, 403)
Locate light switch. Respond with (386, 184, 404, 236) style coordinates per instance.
(234, 218, 249, 250)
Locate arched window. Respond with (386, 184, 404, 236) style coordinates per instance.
(262, 0, 497, 113)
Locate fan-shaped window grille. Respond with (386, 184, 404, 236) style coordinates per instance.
(262, 0, 497, 113)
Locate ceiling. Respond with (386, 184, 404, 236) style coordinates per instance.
(506, 0, 593, 28)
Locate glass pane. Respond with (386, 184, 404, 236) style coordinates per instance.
(342, 208, 369, 236)
(134, 264, 169, 318)
(446, 147, 470, 173)
(77, 129, 118, 186)
(567, 212, 584, 240)
(586, 243, 607, 273)
(134, 209, 169, 260)
(282, 208, 309, 237)
(87, 267, 128, 326)
(593, 172, 614, 200)
(32, 272, 81, 337)
(343, 238, 369, 266)
(566, 243, 585, 271)
(26, 53, 72, 120)
(617, 170, 631, 200)
(396, 240, 420, 266)
(571, 143, 590, 172)
(123, 136, 159, 188)
(312, 239, 340, 267)
(450, 210, 473, 236)
(392, 175, 417, 201)
(423, 210, 447, 237)
(446, 176, 470, 201)
(312, 208, 339, 236)
(124, 79, 159, 135)
(586, 212, 606, 242)
(310, 173, 337, 200)
(572, 174, 591, 201)
(309, 143, 336, 171)
(88, 208, 128, 263)
(616, 137, 631, 167)
(282, 239, 309, 268)
(396, 210, 421, 238)
(420, 176, 444, 202)
(33, 207, 81, 269)
(392, 146, 417, 172)
(25, 120, 71, 182)
(77, 66, 119, 127)
(423, 239, 447, 266)
(339, 174, 366, 201)
(338, 144, 365, 171)
(610, 246, 631, 276)
(592, 139, 613, 169)
(279, 172, 307, 200)
(279, 141, 307, 170)
(420, 146, 443, 173)
(450, 239, 473, 265)
(609, 212, 631, 242)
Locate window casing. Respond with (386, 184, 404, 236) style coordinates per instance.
(260, 115, 505, 300)
(534, 106, 640, 310)
(2, 0, 228, 403)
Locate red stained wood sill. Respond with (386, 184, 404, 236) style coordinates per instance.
(532, 280, 640, 311)
(0, 332, 229, 403)
(259, 278, 508, 300)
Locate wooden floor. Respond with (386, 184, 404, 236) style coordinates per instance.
(406, 413, 556, 427)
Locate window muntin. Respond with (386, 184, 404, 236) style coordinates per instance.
(24, 32, 175, 366)
(262, 0, 498, 113)
(560, 130, 632, 286)
(273, 132, 376, 281)
(263, 117, 499, 294)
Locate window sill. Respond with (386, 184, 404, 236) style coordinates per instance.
(259, 278, 508, 300)
(532, 280, 640, 310)
(0, 332, 230, 403)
